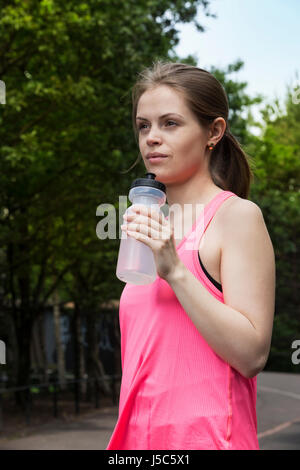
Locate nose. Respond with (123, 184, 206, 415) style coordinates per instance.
(146, 126, 162, 146)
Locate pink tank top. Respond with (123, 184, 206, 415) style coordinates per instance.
(106, 190, 259, 450)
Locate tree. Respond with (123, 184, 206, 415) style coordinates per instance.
(246, 81, 300, 372)
(210, 60, 264, 144)
(0, 0, 217, 404)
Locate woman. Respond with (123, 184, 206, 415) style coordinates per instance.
(106, 61, 276, 450)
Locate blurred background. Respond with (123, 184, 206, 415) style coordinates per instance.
(0, 0, 299, 446)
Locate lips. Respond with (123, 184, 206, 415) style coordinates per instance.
(146, 153, 168, 159)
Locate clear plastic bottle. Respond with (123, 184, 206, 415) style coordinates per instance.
(116, 172, 166, 285)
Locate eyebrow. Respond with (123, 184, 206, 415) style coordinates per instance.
(136, 113, 184, 121)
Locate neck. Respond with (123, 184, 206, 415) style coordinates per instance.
(165, 172, 222, 212)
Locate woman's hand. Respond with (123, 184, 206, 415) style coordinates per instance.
(121, 204, 182, 282)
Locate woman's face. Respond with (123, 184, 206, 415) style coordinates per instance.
(136, 85, 210, 184)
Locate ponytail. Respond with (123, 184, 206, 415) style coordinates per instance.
(209, 129, 254, 199)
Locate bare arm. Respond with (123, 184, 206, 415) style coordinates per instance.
(166, 199, 276, 379)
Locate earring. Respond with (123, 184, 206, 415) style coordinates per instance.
(208, 143, 215, 150)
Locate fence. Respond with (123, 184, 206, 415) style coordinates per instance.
(0, 373, 121, 432)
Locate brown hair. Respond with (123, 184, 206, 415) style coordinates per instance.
(125, 60, 254, 199)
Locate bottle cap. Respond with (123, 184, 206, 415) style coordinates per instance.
(130, 172, 166, 193)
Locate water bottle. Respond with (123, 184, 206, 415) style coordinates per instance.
(116, 172, 166, 285)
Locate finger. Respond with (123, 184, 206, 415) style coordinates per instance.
(126, 229, 148, 244)
(132, 205, 168, 226)
(125, 213, 162, 232)
(125, 221, 170, 241)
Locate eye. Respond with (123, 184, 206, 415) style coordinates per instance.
(137, 120, 177, 132)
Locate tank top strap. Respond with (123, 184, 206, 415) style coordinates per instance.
(201, 190, 237, 233)
(183, 190, 237, 251)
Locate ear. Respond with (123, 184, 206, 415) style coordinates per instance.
(208, 117, 226, 144)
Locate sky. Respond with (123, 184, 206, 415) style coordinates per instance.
(174, 0, 300, 133)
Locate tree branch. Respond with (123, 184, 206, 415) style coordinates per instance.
(32, 253, 48, 306)
(0, 30, 18, 59)
(41, 264, 74, 305)
(0, 46, 36, 76)
(3, 163, 80, 217)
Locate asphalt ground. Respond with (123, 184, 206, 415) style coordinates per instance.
(256, 371, 300, 450)
(0, 371, 299, 450)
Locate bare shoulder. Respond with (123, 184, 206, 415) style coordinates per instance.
(218, 196, 276, 264)
(221, 195, 263, 217)
(218, 196, 267, 240)
(217, 195, 275, 260)
(219, 196, 276, 376)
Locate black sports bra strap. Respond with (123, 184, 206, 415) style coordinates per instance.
(198, 252, 222, 292)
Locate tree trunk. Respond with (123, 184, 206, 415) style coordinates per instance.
(31, 316, 42, 371)
(53, 288, 66, 390)
(86, 307, 111, 398)
(30, 312, 48, 382)
(15, 216, 33, 409)
(72, 303, 87, 398)
(37, 310, 48, 384)
(15, 312, 32, 410)
(78, 310, 86, 397)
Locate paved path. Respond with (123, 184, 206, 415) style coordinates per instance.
(0, 371, 299, 450)
(256, 371, 300, 450)
(0, 406, 118, 450)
